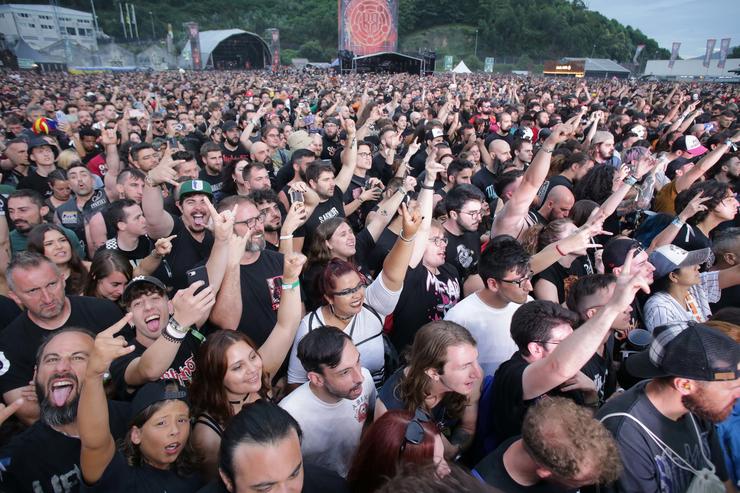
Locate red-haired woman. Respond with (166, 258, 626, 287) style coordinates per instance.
(188, 252, 307, 480)
(347, 409, 451, 493)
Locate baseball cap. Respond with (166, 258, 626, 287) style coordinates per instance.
(671, 135, 707, 157)
(178, 179, 213, 201)
(648, 245, 710, 279)
(665, 157, 692, 180)
(626, 322, 740, 381)
(131, 380, 189, 418)
(221, 120, 238, 132)
(514, 127, 534, 141)
(602, 238, 642, 272)
(324, 117, 340, 126)
(122, 275, 166, 305)
(592, 131, 614, 145)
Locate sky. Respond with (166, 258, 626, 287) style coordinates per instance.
(585, 0, 739, 58)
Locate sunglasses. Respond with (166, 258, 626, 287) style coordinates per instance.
(332, 281, 366, 297)
(399, 408, 431, 457)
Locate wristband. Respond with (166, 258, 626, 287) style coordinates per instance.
(281, 279, 300, 290)
(144, 173, 157, 188)
(623, 175, 638, 187)
(540, 147, 554, 154)
(725, 139, 738, 152)
(399, 231, 415, 242)
(279, 235, 294, 241)
(420, 183, 435, 190)
(555, 244, 566, 256)
(671, 216, 685, 228)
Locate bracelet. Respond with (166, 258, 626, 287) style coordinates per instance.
(281, 279, 300, 290)
(420, 183, 435, 190)
(555, 244, 566, 256)
(671, 216, 685, 228)
(624, 175, 638, 187)
(150, 250, 164, 260)
(399, 231, 415, 242)
(144, 173, 157, 188)
(540, 147, 554, 154)
(725, 139, 738, 152)
(161, 329, 184, 344)
(279, 235, 294, 241)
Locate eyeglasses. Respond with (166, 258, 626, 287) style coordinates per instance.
(234, 212, 266, 229)
(429, 236, 449, 247)
(399, 408, 431, 457)
(457, 209, 483, 218)
(331, 281, 367, 297)
(532, 340, 562, 348)
(498, 270, 534, 288)
(357, 152, 372, 157)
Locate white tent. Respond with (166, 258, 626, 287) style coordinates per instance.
(452, 60, 472, 73)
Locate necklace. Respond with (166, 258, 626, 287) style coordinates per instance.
(228, 394, 249, 406)
(329, 304, 353, 322)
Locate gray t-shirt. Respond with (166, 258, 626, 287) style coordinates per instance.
(596, 381, 727, 493)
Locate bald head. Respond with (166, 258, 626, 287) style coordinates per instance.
(542, 185, 575, 220)
(489, 139, 512, 162)
(250, 142, 270, 164)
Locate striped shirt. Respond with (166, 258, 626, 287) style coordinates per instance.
(643, 271, 721, 333)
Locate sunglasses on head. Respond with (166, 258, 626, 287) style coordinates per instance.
(399, 408, 431, 457)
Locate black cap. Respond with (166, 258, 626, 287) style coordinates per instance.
(221, 120, 238, 132)
(131, 380, 189, 418)
(626, 322, 740, 382)
(665, 157, 691, 180)
(122, 275, 167, 305)
(602, 238, 642, 273)
(28, 137, 59, 158)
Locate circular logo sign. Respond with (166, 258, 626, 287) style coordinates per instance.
(347, 0, 393, 49)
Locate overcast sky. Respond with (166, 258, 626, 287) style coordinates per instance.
(585, 0, 739, 58)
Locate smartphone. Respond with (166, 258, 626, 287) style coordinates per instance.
(186, 265, 209, 295)
(289, 189, 304, 204)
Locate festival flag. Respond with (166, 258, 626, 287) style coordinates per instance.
(703, 39, 716, 68)
(132, 4, 139, 39)
(125, 3, 132, 38)
(718, 38, 731, 69)
(632, 44, 645, 64)
(668, 42, 680, 69)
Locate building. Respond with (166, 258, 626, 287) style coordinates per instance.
(643, 59, 740, 81)
(543, 58, 631, 79)
(0, 4, 97, 52)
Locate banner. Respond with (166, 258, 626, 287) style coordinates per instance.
(338, 0, 399, 56)
(266, 28, 280, 71)
(444, 55, 453, 71)
(718, 38, 731, 69)
(703, 39, 716, 68)
(668, 42, 680, 69)
(184, 22, 201, 70)
(632, 44, 645, 64)
(484, 57, 495, 73)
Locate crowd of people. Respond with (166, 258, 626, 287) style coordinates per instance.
(0, 67, 736, 493)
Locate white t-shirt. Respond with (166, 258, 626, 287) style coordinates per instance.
(444, 292, 531, 376)
(288, 274, 400, 385)
(279, 367, 376, 477)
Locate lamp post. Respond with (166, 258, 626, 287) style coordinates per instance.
(149, 11, 155, 40)
(474, 29, 479, 58)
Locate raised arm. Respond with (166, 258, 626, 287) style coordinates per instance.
(676, 132, 739, 192)
(380, 204, 422, 291)
(335, 120, 359, 193)
(141, 151, 183, 239)
(409, 163, 443, 268)
(135, 235, 175, 276)
(209, 233, 247, 330)
(648, 191, 710, 252)
(521, 251, 649, 400)
(101, 129, 121, 202)
(366, 176, 416, 241)
(79, 315, 136, 484)
(124, 284, 215, 387)
(257, 253, 306, 375)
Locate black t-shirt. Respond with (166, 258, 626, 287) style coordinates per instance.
(596, 380, 728, 492)
(534, 256, 592, 304)
(535, 175, 573, 205)
(0, 296, 123, 395)
(198, 169, 224, 195)
(672, 223, 713, 257)
(80, 448, 204, 493)
(472, 166, 497, 202)
(274, 162, 296, 193)
(321, 135, 342, 162)
(196, 463, 350, 493)
(344, 175, 378, 233)
(103, 236, 173, 287)
(297, 186, 345, 249)
(0, 295, 21, 333)
(444, 229, 481, 281)
(235, 249, 286, 347)
(164, 215, 214, 290)
(220, 142, 250, 168)
(109, 332, 202, 401)
(473, 437, 574, 493)
(711, 283, 740, 312)
(390, 263, 461, 353)
(0, 400, 130, 493)
(17, 168, 52, 197)
(369, 153, 394, 184)
(366, 227, 398, 275)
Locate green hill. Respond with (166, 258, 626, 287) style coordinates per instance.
(34, 0, 670, 68)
